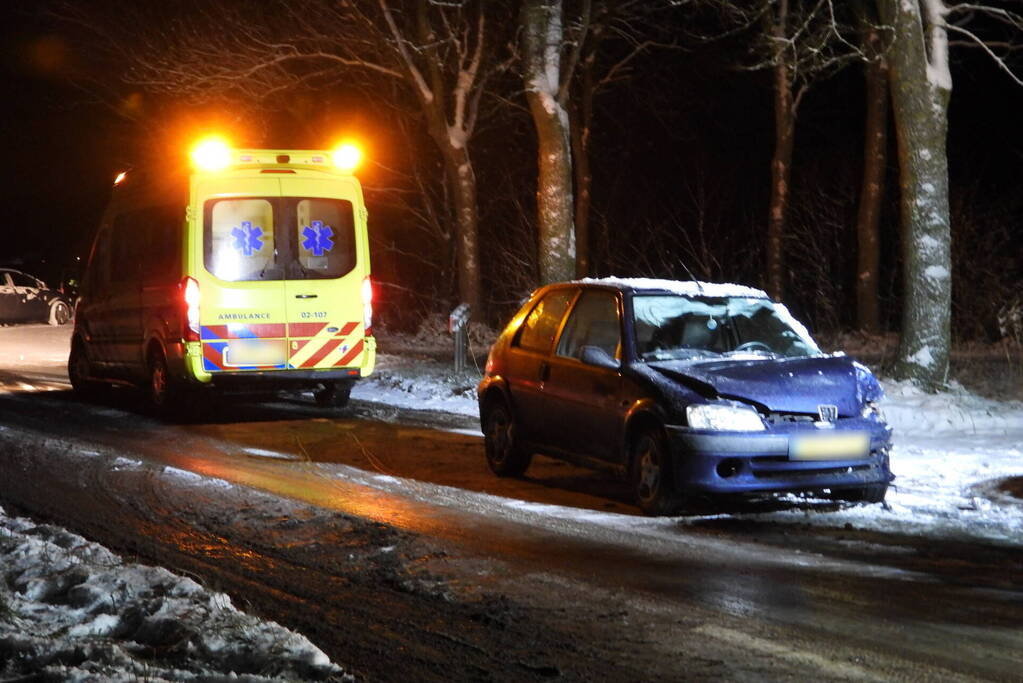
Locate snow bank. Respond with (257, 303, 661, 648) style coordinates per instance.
(0, 506, 348, 682)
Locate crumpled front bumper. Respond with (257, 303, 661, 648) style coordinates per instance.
(665, 423, 894, 496)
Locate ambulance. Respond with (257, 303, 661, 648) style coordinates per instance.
(69, 137, 375, 413)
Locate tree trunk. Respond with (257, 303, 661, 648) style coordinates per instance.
(766, 0, 794, 300)
(856, 21, 888, 333)
(570, 41, 595, 279)
(880, 0, 952, 388)
(570, 91, 592, 279)
(522, 0, 576, 285)
(440, 142, 481, 313)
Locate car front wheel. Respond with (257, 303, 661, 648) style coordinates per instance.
(483, 400, 532, 477)
(630, 425, 681, 516)
(49, 300, 72, 326)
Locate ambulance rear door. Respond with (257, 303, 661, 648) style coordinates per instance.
(277, 177, 367, 373)
(193, 177, 290, 375)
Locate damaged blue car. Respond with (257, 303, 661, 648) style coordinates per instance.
(477, 278, 893, 515)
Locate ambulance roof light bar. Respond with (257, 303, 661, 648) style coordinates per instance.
(189, 136, 363, 174)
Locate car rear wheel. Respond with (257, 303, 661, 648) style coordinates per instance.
(483, 401, 532, 477)
(49, 300, 71, 326)
(630, 425, 681, 516)
(829, 483, 888, 504)
(314, 381, 353, 409)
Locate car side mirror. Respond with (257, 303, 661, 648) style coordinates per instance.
(580, 345, 620, 370)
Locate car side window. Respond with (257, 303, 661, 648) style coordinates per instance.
(516, 289, 575, 353)
(9, 272, 39, 289)
(556, 290, 621, 360)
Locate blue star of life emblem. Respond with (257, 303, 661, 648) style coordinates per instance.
(231, 221, 264, 257)
(302, 220, 335, 257)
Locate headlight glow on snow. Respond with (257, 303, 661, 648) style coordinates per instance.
(686, 404, 766, 431)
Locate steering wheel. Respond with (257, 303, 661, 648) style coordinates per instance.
(734, 341, 773, 353)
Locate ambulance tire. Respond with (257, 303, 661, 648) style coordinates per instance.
(314, 380, 352, 409)
(68, 338, 103, 399)
(146, 350, 180, 416)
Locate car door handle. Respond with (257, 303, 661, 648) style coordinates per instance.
(294, 294, 318, 299)
(539, 361, 550, 382)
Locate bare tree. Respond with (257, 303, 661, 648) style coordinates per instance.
(564, 0, 676, 278)
(855, 4, 889, 334)
(702, 1, 865, 299)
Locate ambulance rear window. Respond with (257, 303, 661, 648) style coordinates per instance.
(293, 198, 356, 280)
(203, 197, 357, 282)
(206, 199, 275, 281)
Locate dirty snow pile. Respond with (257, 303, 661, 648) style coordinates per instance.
(0, 505, 348, 682)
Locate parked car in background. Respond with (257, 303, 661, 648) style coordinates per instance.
(0, 268, 73, 326)
(477, 278, 894, 515)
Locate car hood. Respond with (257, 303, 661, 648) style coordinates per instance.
(646, 354, 868, 415)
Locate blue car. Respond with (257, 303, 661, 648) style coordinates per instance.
(477, 278, 893, 515)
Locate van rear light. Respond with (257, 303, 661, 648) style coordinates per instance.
(361, 276, 373, 336)
(182, 277, 201, 342)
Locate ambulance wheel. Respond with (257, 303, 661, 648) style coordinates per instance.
(146, 350, 179, 415)
(314, 381, 352, 408)
(68, 338, 101, 398)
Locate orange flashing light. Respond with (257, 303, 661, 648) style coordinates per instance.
(332, 142, 362, 172)
(190, 136, 232, 171)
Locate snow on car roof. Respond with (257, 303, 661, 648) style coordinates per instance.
(578, 277, 769, 299)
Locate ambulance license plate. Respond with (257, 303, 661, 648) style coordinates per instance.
(224, 340, 287, 367)
(789, 432, 870, 461)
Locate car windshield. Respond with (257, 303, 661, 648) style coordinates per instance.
(632, 294, 820, 361)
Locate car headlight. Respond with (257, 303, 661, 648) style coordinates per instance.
(861, 401, 885, 421)
(686, 404, 765, 431)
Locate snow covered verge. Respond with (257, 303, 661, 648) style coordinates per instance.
(0, 505, 348, 683)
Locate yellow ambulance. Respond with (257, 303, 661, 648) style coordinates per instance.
(69, 137, 375, 413)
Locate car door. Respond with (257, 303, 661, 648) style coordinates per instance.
(503, 287, 576, 445)
(9, 271, 48, 323)
(541, 289, 625, 461)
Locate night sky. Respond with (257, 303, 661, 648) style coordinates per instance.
(2, 3, 1021, 330)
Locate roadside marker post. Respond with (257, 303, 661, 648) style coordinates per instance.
(448, 303, 471, 373)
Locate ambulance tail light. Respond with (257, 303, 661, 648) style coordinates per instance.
(362, 276, 373, 336)
(182, 277, 201, 342)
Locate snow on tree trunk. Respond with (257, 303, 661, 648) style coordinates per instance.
(522, 0, 576, 285)
(856, 19, 888, 334)
(881, 0, 952, 389)
(766, 0, 794, 301)
(442, 142, 481, 314)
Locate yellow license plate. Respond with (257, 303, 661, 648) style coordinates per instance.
(224, 340, 287, 367)
(789, 432, 870, 460)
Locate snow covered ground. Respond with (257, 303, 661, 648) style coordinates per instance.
(0, 504, 347, 682)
